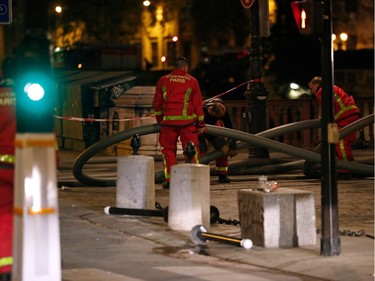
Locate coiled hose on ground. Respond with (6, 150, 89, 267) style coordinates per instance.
(72, 115, 374, 186)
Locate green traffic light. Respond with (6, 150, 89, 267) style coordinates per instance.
(24, 82, 45, 101)
(14, 34, 55, 133)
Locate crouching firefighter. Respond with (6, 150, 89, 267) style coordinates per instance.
(199, 99, 238, 183)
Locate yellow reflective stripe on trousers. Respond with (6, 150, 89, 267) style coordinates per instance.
(338, 139, 348, 161)
(0, 256, 13, 267)
(216, 166, 228, 172)
(0, 154, 15, 164)
(193, 153, 199, 164)
(334, 94, 358, 120)
(162, 154, 170, 180)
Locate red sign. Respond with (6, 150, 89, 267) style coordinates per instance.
(240, 0, 255, 9)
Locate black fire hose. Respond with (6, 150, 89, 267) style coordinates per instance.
(72, 116, 374, 186)
(73, 120, 321, 186)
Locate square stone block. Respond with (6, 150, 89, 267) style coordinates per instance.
(168, 164, 210, 231)
(238, 188, 316, 248)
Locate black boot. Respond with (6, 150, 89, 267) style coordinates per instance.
(162, 181, 170, 189)
(218, 175, 231, 183)
(338, 172, 352, 180)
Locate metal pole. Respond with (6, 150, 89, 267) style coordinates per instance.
(190, 225, 253, 249)
(245, 0, 269, 158)
(320, 0, 341, 256)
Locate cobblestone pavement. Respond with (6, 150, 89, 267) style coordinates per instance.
(58, 149, 374, 238)
(57, 148, 374, 281)
(58, 176, 374, 239)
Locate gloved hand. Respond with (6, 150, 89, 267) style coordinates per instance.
(220, 144, 229, 155)
(212, 137, 227, 152)
(228, 139, 237, 150)
(156, 115, 163, 124)
(227, 139, 238, 157)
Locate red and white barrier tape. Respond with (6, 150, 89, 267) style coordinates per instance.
(54, 115, 155, 123)
(55, 81, 252, 122)
(204, 80, 250, 103)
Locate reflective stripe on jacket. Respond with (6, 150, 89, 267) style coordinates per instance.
(153, 69, 205, 127)
(0, 256, 13, 268)
(315, 85, 360, 122)
(0, 154, 15, 164)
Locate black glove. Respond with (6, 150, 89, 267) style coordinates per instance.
(212, 137, 227, 152)
(227, 139, 238, 157)
(228, 139, 237, 150)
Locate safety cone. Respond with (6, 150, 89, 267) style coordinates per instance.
(12, 133, 61, 281)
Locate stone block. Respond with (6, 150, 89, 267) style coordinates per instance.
(116, 155, 155, 209)
(237, 188, 316, 248)
(168, 164, 210, 231)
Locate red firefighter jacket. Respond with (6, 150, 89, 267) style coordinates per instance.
(0, 85, 16, 165)
(153, 69, 205, 128)
(315, 85, 360, 123)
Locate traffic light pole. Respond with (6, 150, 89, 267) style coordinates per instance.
(289, 0, 340, 256)
(320, 0, 341, 256)
(245, 0, 269, 158)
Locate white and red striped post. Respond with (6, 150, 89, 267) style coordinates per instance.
(12, 133, 61, 281)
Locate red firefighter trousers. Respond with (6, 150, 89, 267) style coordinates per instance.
(336, 114, 360, 173)
(159, 125, 200, 182)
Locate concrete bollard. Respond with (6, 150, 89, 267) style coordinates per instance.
(116, 155, 155, 209)
(238, 188, 316, 248)
(168, 163, 210, 231)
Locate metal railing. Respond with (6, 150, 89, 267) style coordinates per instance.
(225, 97, 374, 150)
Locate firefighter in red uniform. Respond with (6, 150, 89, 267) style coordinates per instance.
(309, 76, 360, 179)
(153, 57, 206, 189)
(0, 77, 16, 281)
(199, 99, 237, 183)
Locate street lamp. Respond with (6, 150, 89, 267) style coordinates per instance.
(332, 34, 338, 51)
(55, 5, 62, 13)
(156, 7, 163, 21)
(339, 32, 348, 41)
(339, 32, 348, 50)
(245, 0, 269, 158)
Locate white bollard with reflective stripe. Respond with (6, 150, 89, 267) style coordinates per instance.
(12, 133, 61, 281)
(116, 155, 155, 209)
(168, 163, 210, 231)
